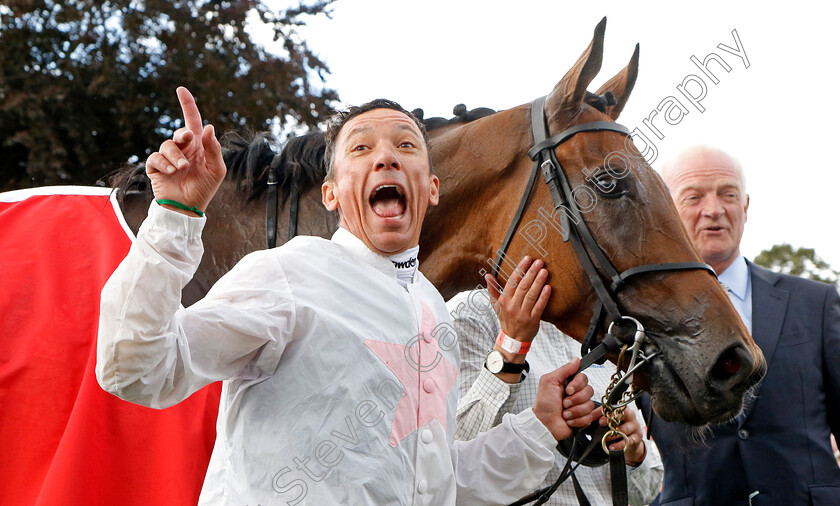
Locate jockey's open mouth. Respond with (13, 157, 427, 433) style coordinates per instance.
(370, 184, 407, 218)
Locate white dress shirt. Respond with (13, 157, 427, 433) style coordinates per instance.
(448, 289, 664, 506)
(96, 203, 558, 505)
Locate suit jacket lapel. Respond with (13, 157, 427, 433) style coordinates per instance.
(740, 261, 789, 422)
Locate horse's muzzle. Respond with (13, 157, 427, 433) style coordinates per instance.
(708, 343, 761, 390)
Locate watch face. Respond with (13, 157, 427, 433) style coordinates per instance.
(486, 350, 504, 374)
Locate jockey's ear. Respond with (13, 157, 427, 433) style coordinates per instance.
(322, 181, 339, 211)
(428, 174, 440, 206)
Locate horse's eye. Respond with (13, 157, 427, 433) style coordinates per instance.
(592, 172, 624, 197)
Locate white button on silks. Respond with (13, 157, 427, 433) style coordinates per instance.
(417, 479, 428, 494)
(421, 429, 433, 444)
(423, 378, 435, 393)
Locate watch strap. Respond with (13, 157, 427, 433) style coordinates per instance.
(501, 359, 529, 374)
(485, 350, 530, 374)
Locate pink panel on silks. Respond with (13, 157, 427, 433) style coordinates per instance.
(364, 302, 458, 448)
(0, 187, 221, 506)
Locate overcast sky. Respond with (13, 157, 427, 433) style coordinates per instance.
(279, 0, 840, 268)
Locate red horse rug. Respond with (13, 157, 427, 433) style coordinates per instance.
(0, 186, 221, 505)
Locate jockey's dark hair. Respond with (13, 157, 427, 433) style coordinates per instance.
(323, 98, 433, 181)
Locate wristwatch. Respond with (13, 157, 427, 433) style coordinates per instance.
(484, 350, 530, 375)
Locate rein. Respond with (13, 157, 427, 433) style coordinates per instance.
(498, 96, 717, 506)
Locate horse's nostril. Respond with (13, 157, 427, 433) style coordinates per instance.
(720, 353, 741, 375)
(710, 345, 746, 382)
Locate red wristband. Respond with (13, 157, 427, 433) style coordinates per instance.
(496, 330, 531, 355)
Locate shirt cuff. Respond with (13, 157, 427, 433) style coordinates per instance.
(627, 438, 652, 470)
(477, 366, 523, 396)
(508, 408, 557, 448)
(146, 200, 206, 238)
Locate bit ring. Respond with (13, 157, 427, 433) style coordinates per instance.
(601, 429, 630, 454)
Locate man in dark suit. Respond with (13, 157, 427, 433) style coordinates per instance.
(643, 145, 840, 505)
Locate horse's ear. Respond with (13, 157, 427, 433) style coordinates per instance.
(596, 43, 640, 120)
(545, 17, 606, 124)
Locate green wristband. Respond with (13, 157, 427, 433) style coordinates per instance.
(156, 199, 205, 217)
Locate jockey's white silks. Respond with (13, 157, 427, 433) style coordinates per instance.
(97, 203, 559, 505)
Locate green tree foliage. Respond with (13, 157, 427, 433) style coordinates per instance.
(753, 244, 840, 286)
(0, 0, 338, 190)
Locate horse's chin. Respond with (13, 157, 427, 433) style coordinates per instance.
(641, 356, 743, 426)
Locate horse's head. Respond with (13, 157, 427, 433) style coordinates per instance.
(423, 18, 766, 425)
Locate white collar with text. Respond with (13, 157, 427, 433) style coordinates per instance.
(330, 227, 419, 287)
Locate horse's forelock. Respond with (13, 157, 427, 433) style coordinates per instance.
(584, 91, 614, 113)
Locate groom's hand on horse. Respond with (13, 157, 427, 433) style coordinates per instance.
(145, 86, 226, 216)
(485, 255, 551, 344)
(533, 359, 596, 441)
(485, 255, 551, 383)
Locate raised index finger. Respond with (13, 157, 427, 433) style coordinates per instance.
(176, 86, 203, 135)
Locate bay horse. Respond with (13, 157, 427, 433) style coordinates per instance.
(1, 17, 764, 505)
(114, 17, 764, 425)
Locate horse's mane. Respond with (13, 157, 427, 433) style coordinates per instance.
(412, 103, 496, 131)
(220, 131, 327, 203)
(107, 131, 327, 205)
(108, 104, 498, 204)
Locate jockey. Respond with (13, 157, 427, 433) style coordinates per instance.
(96, 87, 597, 505)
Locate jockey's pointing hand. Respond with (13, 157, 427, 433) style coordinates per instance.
(145, 86, 226, 216)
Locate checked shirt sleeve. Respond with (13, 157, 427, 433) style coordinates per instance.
(456, 367, 523, 440)
(447, 290, 525, 441)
